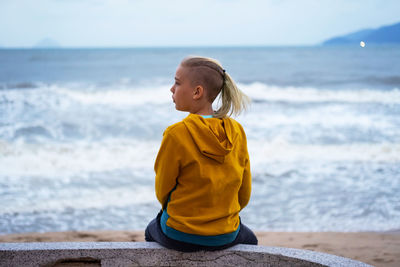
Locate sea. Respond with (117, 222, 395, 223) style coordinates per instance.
(0, 46, 399, 234)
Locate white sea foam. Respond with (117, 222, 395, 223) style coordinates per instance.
(1, 138, 399, 179)
(1, 185, 156, 214)
(58, 82, 400, 105)
(240, 108, 392, 129)
(0, 139, 159, 178)
(248, 139, 400, 165)
(241, 82, 400, 104)
(2, 82, 399, 110)
(57, 85, 172, 106)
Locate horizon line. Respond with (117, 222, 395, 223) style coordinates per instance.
(0, 43, 324, 49)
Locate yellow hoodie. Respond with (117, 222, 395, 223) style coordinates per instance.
(154, 113, 251, 245)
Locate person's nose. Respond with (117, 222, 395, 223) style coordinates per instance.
(170, 85, 175, 93)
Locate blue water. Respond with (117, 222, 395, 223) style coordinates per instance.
(1, 46, 400, 233)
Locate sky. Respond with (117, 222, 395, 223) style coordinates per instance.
(1, 0, 399, 48)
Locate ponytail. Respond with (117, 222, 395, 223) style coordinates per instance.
(214, 71, 250, 118)
(181, 56, 250, 118)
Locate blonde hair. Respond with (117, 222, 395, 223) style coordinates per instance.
(181, 56, 250, 118)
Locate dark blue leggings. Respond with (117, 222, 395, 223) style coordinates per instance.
(145, 210, 258, 252)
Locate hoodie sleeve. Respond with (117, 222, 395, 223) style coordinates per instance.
(154, 129, 180, 208)
(238, 130, 251, 210)
(238, 156, 251, 210)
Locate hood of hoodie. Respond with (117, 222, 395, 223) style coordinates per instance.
(183, 114, 238, 163)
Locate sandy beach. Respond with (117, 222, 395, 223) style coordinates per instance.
(1, 231, 399, 266)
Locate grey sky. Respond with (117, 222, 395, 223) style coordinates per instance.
(1, 0, 399, 47)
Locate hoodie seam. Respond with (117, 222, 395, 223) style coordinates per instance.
(165, 122, 186, 137)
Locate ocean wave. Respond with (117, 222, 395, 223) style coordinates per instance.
(248, 139, 400, 166)
(57, 85, 172, 106)
(242, 82, 400, 104)
(1, 82, 400, 107)
(1, 139, 399, 179)
(0, 139, 159, 178)
(13, 125, 53, 140)
(0, 82, 41, 90)
(1, 82, 399, 146)
(365, 75, 400, 86)
(58, 82, 400, 105)
(0, 185, 156, 214)
(57, 82, 400, 105)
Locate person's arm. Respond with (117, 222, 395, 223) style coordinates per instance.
(154, 130, 180, 209)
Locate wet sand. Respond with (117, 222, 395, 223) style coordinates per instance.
(1, 231, 399, 266)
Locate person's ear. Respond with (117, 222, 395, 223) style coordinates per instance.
(193, 85, 204, 100)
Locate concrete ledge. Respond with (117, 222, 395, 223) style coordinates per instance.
(0, 241, 372, 267)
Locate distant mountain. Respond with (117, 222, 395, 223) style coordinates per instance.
(322, 22, 400, 46)
(34, 38, 61, 48)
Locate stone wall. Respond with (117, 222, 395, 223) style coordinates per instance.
(0, 242, 372, 266)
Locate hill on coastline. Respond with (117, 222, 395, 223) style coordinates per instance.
(34, 38, 61, 48)
(322, 21, 400, 46)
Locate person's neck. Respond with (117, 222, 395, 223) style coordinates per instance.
(192, 105, 213, 116)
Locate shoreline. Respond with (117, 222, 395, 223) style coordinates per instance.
(1, 231, 399, 266)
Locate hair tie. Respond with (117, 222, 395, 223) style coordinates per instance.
(220, 69, 226, 91)
(221, 69, 226, 80)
